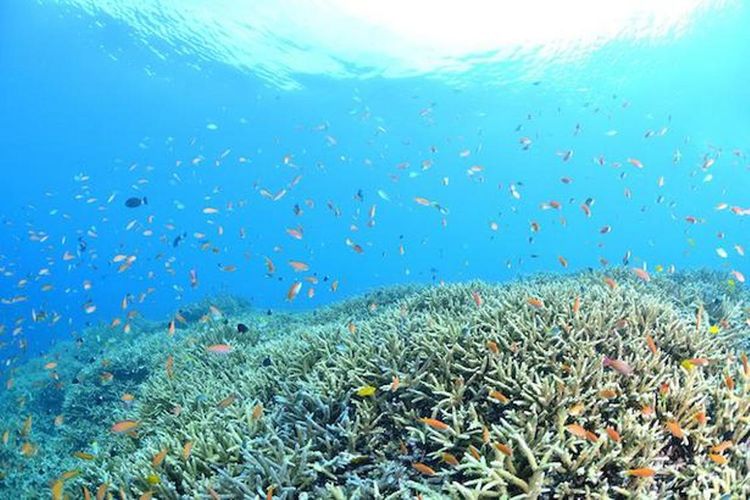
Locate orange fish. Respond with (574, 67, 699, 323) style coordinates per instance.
(558, 256, 568, 268)
(603, 356, 633, 376)
(96, 483, 109, 500)
(493, 442, 512, 456)
(286, 227, 303, 240)
(264, 256, 275, 275)
(111, 419, 139, 433)
(605, 426, 621, 443)
(572, 296, 580, 315)
(152, 447, 168, 467)
(488, 389, 510, 404)
(52, 479, 64, 500)
(711, 440, 732, 453)
(603, 277, 618, 290)
(182, 441, 193, 460)
(688, 357, 709, 367)
(526, 297, 544, 309)
(471, 291, 483, 307)
(627, 158, 644, 169)
(44, 361, 58, 370)
(468, 445, 481, 460)
(666, 421, 685, 439)
(645, 335, 657, 355)
(565, 424, 588, 439)
(486, 340, 499, 354)
(252, 403, 264, 421)
(441, 452, 459, 466)
(288, 260, 310, 272)
(165, 355, 174, 379)
(287, 281, 302, 301)
(206, 344, 232, 354)
(632, 268, 650, 282)
(693, 411, 708, 425)
(626, 468, 655, 477)
(20, 442, 36, 457)
(168, 320, 175, 336)
(412, 462, 436, 476)
(217, 394, 237, 409)
(414, 197, 431, 206)
(708, 453, 728, 465)
(390, 376, 400, 392)
(420, 417, 450, 431)
(599, 388, 617, 399)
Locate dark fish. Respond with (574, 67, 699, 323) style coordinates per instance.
(125, 197, 148, 208)
(173, 232, 187, 248)
(261, 357, 272, 367)
(237, 323, 249, 333)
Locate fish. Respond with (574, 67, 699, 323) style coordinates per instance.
(711, 440, 732, 453)
(493, 442, 513, 456)
(252, 403, 264, 420)
(217, 394, 237, 409)
(182, 441, 193, 460)
(288, 260, 310, 272)
(124, 197, 148, 208)
(73, 451, 96, 460)
(441, 452, 459, 466)
(526, 297, 544, 308)
(632, 268, 650, 282)
(603, 356, 633, 376)
(52, 479, 64, 500)
(412, 462, 436, 476)
(355, 385, 376, 397)
(665, 420, 685, 439)
(488, 389, 510, 404)
(645, 335, 658, 354)
(111, 420, 139, 433)
(287, 281, 302, 301)
(486, 340, 499, 354)
(565, 424, 588, 439)
(152, 447, 168, 467)
(382, 375, 398, 394)
(206, 344, 232, 354)
(605, 426, 621, 442)
(420, 417, 450, 431)
(471, 291, 483, 307)
(626, 468, 655, 477)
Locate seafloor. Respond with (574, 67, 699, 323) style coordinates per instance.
(1, 269, 749, 499)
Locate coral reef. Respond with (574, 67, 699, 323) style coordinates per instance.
(2, 270, 750, 498)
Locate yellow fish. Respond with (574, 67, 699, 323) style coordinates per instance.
(355, 385, 376, 397)
(708, 325, 720, 335)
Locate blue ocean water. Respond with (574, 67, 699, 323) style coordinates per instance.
(1, 1, 749, 358)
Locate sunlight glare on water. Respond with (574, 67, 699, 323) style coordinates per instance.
(49, 0, 726, 87)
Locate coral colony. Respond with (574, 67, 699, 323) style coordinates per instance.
(2, 270, 750, 498)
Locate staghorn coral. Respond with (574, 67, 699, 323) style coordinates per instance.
(2, 271, 750, 498)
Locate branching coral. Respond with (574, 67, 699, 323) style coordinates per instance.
(1, 271, 750, 499)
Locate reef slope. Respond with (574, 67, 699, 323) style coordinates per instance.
(2, 270, 750, 498)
